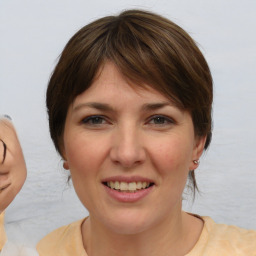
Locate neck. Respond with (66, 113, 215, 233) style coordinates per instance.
(82, 210, 203, 256)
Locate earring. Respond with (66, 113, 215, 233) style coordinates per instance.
(193, 159, 200, 165)
(63, 161, 69, 170)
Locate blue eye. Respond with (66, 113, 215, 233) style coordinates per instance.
(82, 116, 106, 125)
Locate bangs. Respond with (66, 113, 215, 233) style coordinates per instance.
(47, 9, 212, 156)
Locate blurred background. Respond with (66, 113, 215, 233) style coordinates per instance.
(0, 0, 256, 247)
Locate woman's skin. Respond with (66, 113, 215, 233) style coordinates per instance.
(0, 116, 27, 214)
(62, 62, 206, 256)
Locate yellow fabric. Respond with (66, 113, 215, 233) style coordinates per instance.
(37, 218, 87, 256)
(37, 216, 256, 256)
(186, 216, 256, 256)
(0, 212, 7, 252)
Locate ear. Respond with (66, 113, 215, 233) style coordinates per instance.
(63, 160, 70, 170)
(61, 144, 69, 170)
(189, 136, 207, 170)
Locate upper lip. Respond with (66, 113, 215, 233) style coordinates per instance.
(102, 176, 155, 184)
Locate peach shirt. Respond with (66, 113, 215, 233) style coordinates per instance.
(0, 212, 7, 252)
(37, 215, 256, 256)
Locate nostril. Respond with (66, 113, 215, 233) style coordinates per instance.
(109, 138, 146, 168)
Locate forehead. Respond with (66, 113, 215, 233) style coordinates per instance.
(73, 62, 177, 108)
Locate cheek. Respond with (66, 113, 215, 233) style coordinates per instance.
(12, 169, 26, 193)
(0, 168, 26, 212)
(149, 136, 194, 175)
(8, 152, 27, 196)
(15, 153, 27, 183)
(65, 135, 108, 177)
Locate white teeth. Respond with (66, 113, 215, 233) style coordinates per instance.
(109, 181, 115, 189)
(137, 182, 142, 189)
(120, 182, 128, 190)
(142, 181, 147, 189)
(128, 182, 136, 191)
(114, 181, 120, 190)
(106, 181, 151, 191)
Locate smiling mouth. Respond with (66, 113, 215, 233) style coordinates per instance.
(103, 181, 154, 193)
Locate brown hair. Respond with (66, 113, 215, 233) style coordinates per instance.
(46, 9, 213, 192)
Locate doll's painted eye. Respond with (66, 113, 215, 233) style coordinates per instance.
(0, 139, 7, 164)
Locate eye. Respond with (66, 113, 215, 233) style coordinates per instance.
(81, 115, 107, 125)
(147, 115, 174, 126)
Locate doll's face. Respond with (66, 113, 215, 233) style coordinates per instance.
(0, 117, 27, 213)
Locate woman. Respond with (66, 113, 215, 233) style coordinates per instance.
(37, 10, 256, 255)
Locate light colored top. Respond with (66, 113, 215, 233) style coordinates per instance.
(37, 215, 256, 256)
(0, 212, 38, 256)
(0, 240, 39, 256)
(0, 212, 7, 252)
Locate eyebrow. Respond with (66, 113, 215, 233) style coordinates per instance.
(73, 101, 173, 113)
(141, 102, 173, 111)
(73, 102, 114, 112)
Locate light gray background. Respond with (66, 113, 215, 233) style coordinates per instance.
(1, 0, 256, 246)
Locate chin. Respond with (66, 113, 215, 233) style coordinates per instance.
(99, 209, 156, 235)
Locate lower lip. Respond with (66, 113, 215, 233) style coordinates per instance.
(103, 184, 154, 203)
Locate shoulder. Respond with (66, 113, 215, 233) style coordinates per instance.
(199, 216, 256, 255)
(37, 218, 87, 256)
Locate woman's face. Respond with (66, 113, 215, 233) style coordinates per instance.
(63, 62, 205, 234)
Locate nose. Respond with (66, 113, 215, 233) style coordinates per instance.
(110, 125, 146, 168)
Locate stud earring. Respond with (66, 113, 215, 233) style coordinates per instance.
(193, 159, 200, 165)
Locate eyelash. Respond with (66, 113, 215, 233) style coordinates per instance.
(81, 115, 175, 127)
(81, 115, 108, 125)
(147, 115, 175, 126)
